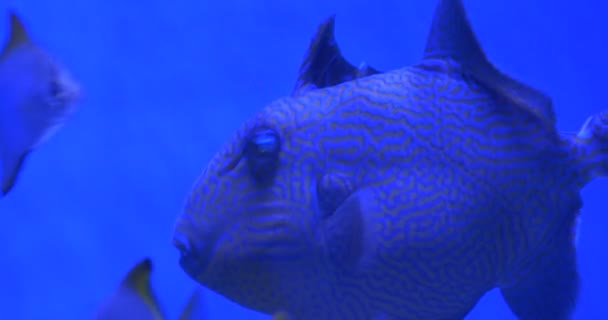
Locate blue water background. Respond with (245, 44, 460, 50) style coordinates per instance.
(0, 0, 606, 319)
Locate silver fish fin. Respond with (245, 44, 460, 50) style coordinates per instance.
(1, 149, 30, 196)
(421, 0, 556, 133)
(120, 258, 166, 318)
(1, 10, 32, 61)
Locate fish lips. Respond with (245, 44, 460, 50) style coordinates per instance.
(173, 231, 213, 281)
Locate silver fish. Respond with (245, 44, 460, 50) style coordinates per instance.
(0, 10, 81, 196)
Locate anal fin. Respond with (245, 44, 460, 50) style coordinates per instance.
(500, 216, 580, 320)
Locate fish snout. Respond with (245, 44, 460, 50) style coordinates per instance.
(55, 68, 82, 105)
(172, 230, 212, 280)
(62, 77, 81, 103)
(173, 231, 193, 257)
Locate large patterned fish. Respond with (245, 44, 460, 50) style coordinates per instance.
(94, 258, 206, 320)
(0, 10, 80, 196)
(173, 0, 606, 319)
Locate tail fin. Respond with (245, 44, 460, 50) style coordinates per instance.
(562, 111, 608, 187)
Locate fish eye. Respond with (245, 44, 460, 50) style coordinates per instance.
(244, 128, 281, 184)
(48, 80, 63, 103)
(43, 81, 63, 110)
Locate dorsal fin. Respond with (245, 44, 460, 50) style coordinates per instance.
(1, 10, 32, 61)
(120, 258, 165, 319)
(292, 15, 380, 96)
(422, 0, 557, 133)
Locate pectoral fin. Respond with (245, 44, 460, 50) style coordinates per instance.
(320, 187, 380, 270)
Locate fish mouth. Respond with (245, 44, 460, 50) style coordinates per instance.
(173, 229, 214, 281)
(173, 206, 330, 314)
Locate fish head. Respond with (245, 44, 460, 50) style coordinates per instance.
(0, 12, 80, 146)
(0, 42, 81, 137)
(0, 11, 81, 195)
(172, 89, 365, 313)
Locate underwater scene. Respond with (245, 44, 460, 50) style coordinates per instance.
(0, 0, 607, 319)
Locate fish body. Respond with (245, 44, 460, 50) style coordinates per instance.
(0, 10, 80, 196)
(272, 311, 291, 320)
(173, 0, 603, 319)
